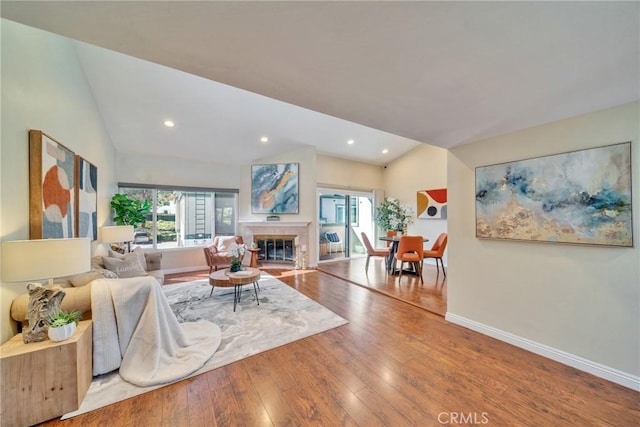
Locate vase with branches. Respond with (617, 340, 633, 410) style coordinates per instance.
(374, 197, 414, 232)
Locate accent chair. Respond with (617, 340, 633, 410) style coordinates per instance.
(203, 235, 245, 273)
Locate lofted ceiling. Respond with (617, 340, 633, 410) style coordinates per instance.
(2, 1, 638, 166)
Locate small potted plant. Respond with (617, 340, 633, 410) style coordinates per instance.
(48, 310, 82, 342)
(228, 243, 247, 272)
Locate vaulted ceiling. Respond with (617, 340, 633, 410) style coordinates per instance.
(2, 1, 638, 165)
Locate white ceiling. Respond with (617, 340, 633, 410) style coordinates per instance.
(2, 1, 638, 166)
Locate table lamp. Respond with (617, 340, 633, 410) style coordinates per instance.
(101, 225, 134, 253)
(1, 238, 90, 342)
(1, 238, 90, 287)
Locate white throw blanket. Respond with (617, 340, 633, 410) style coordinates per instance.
(90, 276, 221, 386)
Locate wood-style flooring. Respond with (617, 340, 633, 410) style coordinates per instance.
(38, 267, 639, 426)
(318, 256, 447, 316)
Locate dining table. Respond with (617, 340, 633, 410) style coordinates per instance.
(379, 235, 429, 275)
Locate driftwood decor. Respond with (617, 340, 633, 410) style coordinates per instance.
(23, 283, 65, 344)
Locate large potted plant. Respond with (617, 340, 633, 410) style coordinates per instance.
(374, 197, 414, 234)
(110, 193, 151, 228)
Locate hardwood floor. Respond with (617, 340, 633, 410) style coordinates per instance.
(318, 256, 447, 316)
(39, 268, 638, 426)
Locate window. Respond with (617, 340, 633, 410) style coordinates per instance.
(118, 183, 238, 250)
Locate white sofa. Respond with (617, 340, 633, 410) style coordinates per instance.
(10, 249, 164, 328)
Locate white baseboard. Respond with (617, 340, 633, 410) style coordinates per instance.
(163, 265, 209, 275)
(445, 312, 640, 392)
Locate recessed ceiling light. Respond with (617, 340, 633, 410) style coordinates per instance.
(260, 136, 269, 143)
(347, 139, 355, 145)
(382, 148, 389, 154)
(164, 120, 175, 128)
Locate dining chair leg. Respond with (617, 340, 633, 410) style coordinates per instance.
(417, 262, 424, 284)
(365, 255, 371, 272)
(439, 258, 446, 277)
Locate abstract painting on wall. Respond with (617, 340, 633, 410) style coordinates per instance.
(417, 188, 447, 219)
(251, 163, 299, 214)
(475, 142, 632, 247)
(29, 130, 76, 239)
(76, 155, 98, 240)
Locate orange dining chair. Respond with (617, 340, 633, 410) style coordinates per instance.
(394, 235, 424, 283)
(361, 232, 390, 272)
(423, 233, 448, 277)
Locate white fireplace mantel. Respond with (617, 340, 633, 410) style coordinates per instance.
(240, 221, 312, 266)
(239, 221, 312, 227)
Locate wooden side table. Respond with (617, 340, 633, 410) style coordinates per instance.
(0, 320, 92, 426)
(248, 247, 261, 268)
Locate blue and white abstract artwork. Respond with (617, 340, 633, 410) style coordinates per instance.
(475, 142, 632, 247)
(251, 163, 299, 214)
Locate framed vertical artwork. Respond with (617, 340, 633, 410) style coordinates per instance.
(29, 130, 77, 239)
(475, 142, 633, 247)
(417, 188, 447, 219)
(251, 163, 299, 213)
(75, 155, 98, 240)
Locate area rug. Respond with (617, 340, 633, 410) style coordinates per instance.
(62, 272, 348, 419)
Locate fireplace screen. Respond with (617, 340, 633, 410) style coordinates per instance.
(254, 235, 295, 263)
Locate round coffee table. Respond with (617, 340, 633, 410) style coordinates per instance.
(208, 267, 261, 311)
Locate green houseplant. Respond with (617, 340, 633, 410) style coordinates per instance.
(110, 193, 151, 228)
(374, 197, 414, 232)
(48, 310, 82, 342)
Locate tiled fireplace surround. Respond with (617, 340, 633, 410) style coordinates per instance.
(240, 221, 311, 265)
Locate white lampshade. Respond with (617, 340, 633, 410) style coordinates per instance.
(101, 225, 134, 244)
(1, 238, 90, 283)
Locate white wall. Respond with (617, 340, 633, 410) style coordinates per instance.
(0, 20, 117, 342)
(383, 143, 449, 264)
(116, 152, 242, 190)
(447, 102, 640, 383)
(316, 154, 384, 191)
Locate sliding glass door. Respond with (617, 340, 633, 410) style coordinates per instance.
(318, 189, 374, 262)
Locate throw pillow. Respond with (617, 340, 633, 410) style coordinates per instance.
(69, 269, 118, 287)
(103, 256, 148, 279)
(110, 244, 126, 254)
(91, 256, 105, 270)
(108, 248, 125, 259)
(216, 236, 236, 253)
(108, 247, 147, 272)
(145, 252, 162, 271)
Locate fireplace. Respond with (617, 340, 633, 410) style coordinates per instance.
(253, 235, 295, 263)
(240, 221, 311, 267)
